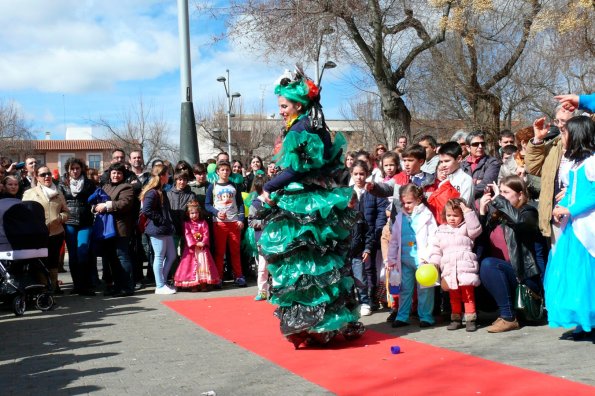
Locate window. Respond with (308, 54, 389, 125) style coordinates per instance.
(87, 153, 102, 171)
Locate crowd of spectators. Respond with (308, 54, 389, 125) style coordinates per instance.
(0, 92, 593, 339)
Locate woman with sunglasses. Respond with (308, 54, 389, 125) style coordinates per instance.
(460, 131, 501, 199)
(23, 165, 69, 294)
(175, 160, 194, 182)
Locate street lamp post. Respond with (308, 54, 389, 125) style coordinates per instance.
(216, 70, 241, 162)
(315, 27, 335, 84)
(177, 0, 199, 164)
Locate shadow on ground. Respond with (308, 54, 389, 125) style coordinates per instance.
(0, 293, 155, 395)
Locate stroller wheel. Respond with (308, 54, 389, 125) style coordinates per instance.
(36, 293, 54, 311)
(12, 295, 26, 316)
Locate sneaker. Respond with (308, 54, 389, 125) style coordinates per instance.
(360, 304, 372, 316)
(235, 277, 247, 287)
(487, 317, 519, 333)
(155, 286, 176, 295)
(254, 292, 267, 301)
(419, 321, 434, 328)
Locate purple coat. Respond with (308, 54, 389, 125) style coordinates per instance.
(427, 211, 482, 289)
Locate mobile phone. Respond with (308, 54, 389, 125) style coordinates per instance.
(484, 186, 493, 195)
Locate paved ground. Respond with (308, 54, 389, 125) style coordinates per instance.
(1, 262, 594, 395)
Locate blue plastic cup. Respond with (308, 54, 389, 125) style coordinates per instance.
(390, 345, 401, 354)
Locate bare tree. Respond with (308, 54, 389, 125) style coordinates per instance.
(410, 0, 594, 145)
(92, 97, 178, 166)
(196, 99, 281, 164)
(218, 0, 454, 145)
(339, 93, 386, 151)
(0, 100, 33, 143)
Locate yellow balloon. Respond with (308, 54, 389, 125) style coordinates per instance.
(241, 192, 250, 217)
(415, 264, 439, 287)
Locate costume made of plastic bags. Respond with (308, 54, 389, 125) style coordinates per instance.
(257, 107, 364, 347)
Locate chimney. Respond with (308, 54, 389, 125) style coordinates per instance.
(45, 131, 51, 140)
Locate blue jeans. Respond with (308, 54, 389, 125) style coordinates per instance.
(352, 257, 370, 305)
(480, 257, 542, 319)
(150, 235, 177, 288)
(103, 236, 134, 293)
(396, 259, 435, 324)
(64, 225, 92, 291)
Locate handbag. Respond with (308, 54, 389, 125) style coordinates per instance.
(515, 283, 545, 322)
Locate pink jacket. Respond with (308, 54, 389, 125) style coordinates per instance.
(427, 211, 482, 289)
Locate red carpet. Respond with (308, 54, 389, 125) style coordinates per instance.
(165, 297, 594, 395)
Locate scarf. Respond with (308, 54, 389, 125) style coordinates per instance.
(40, 183, 59, 201)
(70, 176, 84, 197)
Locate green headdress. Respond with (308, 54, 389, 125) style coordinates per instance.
(274, 70, 320, 108)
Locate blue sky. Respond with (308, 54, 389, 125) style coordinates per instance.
(0, 0, 356, 142)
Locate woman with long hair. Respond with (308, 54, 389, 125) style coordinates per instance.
(244, 156, 264, 192)
(478, 175, 542, 333)
(544, 115, 595, 340)
(58, 158, 97, 296)
(140, 164, 177, 295)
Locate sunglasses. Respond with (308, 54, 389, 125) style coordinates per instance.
(470, 142, 485, 147)
(38, 172, 52, 178)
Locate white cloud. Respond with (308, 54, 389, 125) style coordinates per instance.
(0, 1, 179, 93)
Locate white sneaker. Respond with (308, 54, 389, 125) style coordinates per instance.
(155, 286, 176, 295)
(360, 304, 372, 316)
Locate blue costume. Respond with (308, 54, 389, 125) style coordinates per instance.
(544, 154, 595, 331)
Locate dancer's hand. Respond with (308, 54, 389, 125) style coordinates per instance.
(554, 94, 579, 112)
(237, 220, 244, 230)
(362, 252, 369, 261)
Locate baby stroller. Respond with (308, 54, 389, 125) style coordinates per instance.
(0, 198, 54, 316)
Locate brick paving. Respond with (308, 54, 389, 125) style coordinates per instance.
(1, 261, 594, 395)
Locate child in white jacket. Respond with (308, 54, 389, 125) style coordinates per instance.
(387, 184, 438, 328)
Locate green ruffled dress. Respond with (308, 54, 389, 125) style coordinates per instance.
(257, 116, 364, 347)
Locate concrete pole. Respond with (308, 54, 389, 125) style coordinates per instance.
(178, 0, 199, 164)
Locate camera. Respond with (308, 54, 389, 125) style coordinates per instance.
(14, 162, 26, 170)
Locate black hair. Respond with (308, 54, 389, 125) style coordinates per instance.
(108, 162, 127, 173)
(151, 159, 164, 168)
(565, 116, 595, 162)
(173, 170, 190, 181)
(112, 148, 126, 156)
(192, 163, 206, 174)
(438, 141, 463, 159)
(418, 135, 438, 148)
(351, 159, 370, 176)
(402, 144, 427, 161)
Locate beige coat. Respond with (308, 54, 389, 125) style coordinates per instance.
(22, 185, 69, 236)
(524, 136, 564, 237)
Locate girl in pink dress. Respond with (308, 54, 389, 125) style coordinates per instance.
(174, 201, 220, 291)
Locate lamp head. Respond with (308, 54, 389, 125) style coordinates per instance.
(231, 92, 241, 98)
(323, 61, 336, 70)
(216, 76, 226, 82)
